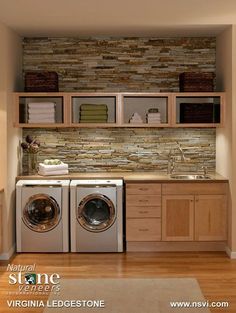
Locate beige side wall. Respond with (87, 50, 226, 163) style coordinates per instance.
(216, 25, 236, 252)
(216, 27, 233, 248)
(230, 25, 236, 252)
(0, 21, 22, 257)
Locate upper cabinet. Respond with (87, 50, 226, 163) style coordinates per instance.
(14, 92, 225, 128)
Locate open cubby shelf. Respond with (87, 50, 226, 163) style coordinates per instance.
(14, 92, 225, 128)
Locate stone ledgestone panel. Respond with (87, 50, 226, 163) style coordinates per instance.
(23, 37, 216, 92)
(22, 128, 215, 173)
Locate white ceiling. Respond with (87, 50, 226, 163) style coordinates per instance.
(0, 0, 234, 37)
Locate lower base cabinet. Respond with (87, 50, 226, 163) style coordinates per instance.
(126, 182, 228, 251)
(162, 183, 228, 242)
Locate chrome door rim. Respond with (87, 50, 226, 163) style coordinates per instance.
(22, 193, 61, 232)
(77, 193, 116, 232)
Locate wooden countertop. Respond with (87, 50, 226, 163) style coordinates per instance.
(16, 172, 228, 182)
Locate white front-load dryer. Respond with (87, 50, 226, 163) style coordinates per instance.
(70, 179, 123, 252)
(16, 180, 70, 252)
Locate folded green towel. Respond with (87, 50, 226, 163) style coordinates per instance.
(80, 120, 108, 123)
(80, 115, 108, 121)
(80, 104, 108, 111)
(80, 110, 108, 116)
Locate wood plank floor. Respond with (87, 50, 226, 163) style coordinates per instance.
(0, 252, 235, 312)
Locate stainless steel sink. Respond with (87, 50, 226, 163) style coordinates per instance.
(170, 174, 212, 180)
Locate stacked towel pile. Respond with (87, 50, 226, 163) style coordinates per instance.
(28, 102, 56, 123)
(79, 104, 108, 123)
(129, 112, 143, 124)
(146, 108, 161, 124)
(38, 159, 68, 176)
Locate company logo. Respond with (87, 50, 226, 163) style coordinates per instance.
(7, 264, 60, 295)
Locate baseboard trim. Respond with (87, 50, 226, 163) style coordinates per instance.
(225, 246, 236, 259)
(0, 244, 15, 260)
(127, 241, 227, 252)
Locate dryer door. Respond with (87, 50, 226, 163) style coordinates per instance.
(77, 193, 116, 232)
(23, 193, 61, 232)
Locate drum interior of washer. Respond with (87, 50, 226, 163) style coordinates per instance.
(27, 198, 56, 225)
(82, 198, 110, 226)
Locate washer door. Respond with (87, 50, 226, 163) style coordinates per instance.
(77, 193, 116, 232)
(23, 193, 61, 232)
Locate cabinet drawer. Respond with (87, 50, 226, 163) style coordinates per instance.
(126, 195, 161, 206)
(162, 183, 228, 195)
(126, 183, 161, 195)
(126, 206, 161, 218)
(126, 218, 161, 241)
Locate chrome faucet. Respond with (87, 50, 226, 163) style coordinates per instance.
(176, 141, 186, 161)
(167, 142, 186, 174)
(202, 166, 208, 177)
(167, 150, 175, 174)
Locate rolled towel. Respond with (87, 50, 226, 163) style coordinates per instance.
(39, 162, 68, 172)
(38, 169, 69, 176)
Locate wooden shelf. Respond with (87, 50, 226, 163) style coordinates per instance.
(13, 91, 226, 128)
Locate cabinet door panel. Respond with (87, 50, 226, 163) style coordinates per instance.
(162, 195, 194, 241)
(195, 195, 227, 241)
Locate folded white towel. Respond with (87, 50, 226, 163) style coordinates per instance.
(28, 102, 56, 109)
(38, 169, 69, 176)
(147, 118, 161, 122)
(39, 163, 68, 172)
(147, 113, 161, 117)
(28, 118, 56, 123)
(147, 120, 161, 124)
(29, 113, 55, 119)
(28, 108, 55, 114)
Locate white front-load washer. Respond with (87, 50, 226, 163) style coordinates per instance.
(16, 180, 70, 252)
(70, 179, 123, 252)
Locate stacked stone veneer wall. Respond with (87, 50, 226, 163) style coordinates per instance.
(23, 37, 216, 92)
(22, 37, 216, 173)
(22, 128, 215, 173)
